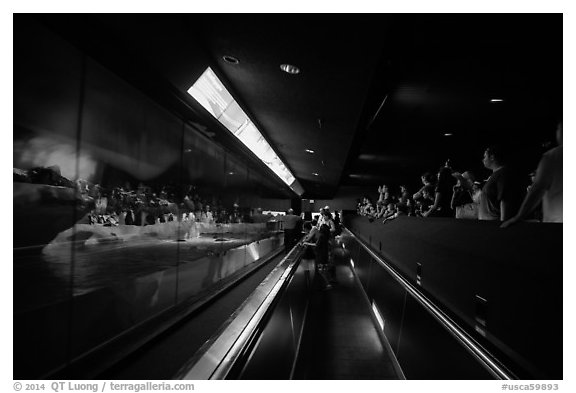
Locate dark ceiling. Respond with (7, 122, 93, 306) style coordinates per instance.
(36, 14, 562, 199)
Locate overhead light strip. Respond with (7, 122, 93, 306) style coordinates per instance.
(187, 67, 301, 194)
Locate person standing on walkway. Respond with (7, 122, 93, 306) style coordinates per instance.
(282, 208, 302, 253)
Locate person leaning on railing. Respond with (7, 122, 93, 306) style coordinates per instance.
(502, 121, 563, 227)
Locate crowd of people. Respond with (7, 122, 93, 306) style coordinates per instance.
(357, 122, 563, 225)
(81, 183, 258, 227)
(357, 167, 483, 222)
(13, 164, 283, 228)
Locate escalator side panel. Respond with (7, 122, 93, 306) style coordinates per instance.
(367, 262, 407, 355)
(396, 295, 494, 380)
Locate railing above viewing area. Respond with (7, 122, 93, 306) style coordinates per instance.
(342, 213, 562, 380)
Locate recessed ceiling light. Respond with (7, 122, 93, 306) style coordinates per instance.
(305, 149, 315, 154)
(228, 172, 235, 175)
(280, 64, 300, 74)
(222, 55, 240, 64)
(490, 98, 504, 103)
(313, 173, 319, 176)
(444, 133, 453, 137)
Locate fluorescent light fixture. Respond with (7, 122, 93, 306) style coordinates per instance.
(305, 149, 315, 154)
(372, 301, 385, 331)
(280, 64, 300, 74)
(490, 98, 504, 103)
(313, 173, 319, 176)
(444, 133, 453, 136)
(188, 68, 302, 195)
(350, 258, 354, 268)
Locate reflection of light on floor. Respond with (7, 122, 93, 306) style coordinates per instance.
(372, 301, 385, 331)
(247, 243, 260, 260)
(289, 307, 296, 346)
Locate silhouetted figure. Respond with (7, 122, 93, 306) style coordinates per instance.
(423, 166, 455, 217)
(451, 171, 480, 219)
(282, 208, 302, 253)
(413, 172, 436, 202)
(251, 207, 270, 223)
(478, 145, 524, 221)
(502, 122, 563, 227)
(315, 224, 334, 290)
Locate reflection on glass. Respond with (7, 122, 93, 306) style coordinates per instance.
(14, 22, 290, 379)
(14, 135, 98, 181)
(14, 132, 286, 377)
(187, 67, 301, 193)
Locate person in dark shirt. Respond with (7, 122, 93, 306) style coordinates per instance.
(478, 145, 525, 221)
(315, 224, 335, 290)
(423, 166, 455, 218)
(303, 221, 333, 290)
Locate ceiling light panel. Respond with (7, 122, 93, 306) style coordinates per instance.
(187, 67, 302, 194)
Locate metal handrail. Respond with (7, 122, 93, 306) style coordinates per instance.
(176, 242, 304, 380)
(343, 227, 517, 380)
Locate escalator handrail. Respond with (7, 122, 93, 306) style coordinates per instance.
(176, 241, 305, 380)
(343, 227, 517, 380)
